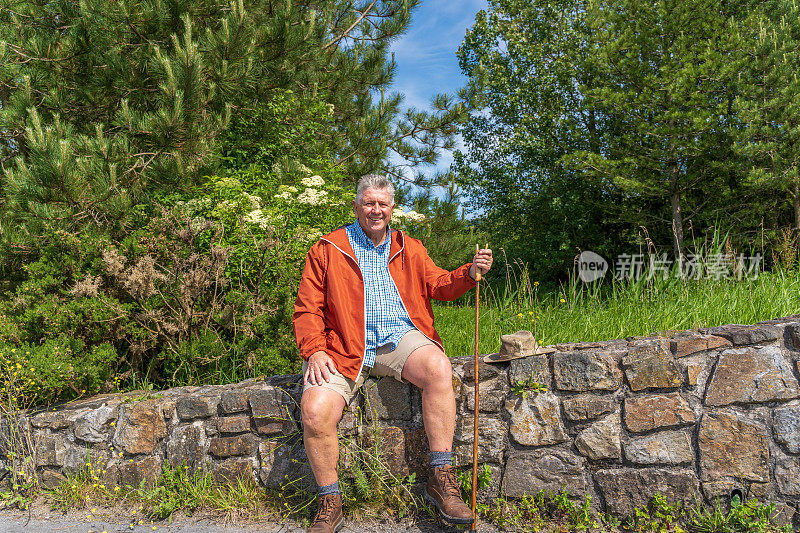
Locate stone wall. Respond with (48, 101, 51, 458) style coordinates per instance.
(5, 316, 800, 521)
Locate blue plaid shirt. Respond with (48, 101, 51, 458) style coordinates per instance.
(346, 222, 414, 368)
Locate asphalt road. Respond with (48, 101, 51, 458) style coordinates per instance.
(0, 511, 497, 533)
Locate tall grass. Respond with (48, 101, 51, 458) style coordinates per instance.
(436, 269, 800, 357)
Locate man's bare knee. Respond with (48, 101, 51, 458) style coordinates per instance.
(301, 388, 345, 436)
(403, 346, 453, 390)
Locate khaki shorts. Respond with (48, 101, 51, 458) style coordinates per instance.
(302, 329, 436, 403)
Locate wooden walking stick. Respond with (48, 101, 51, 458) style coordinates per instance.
(470, 243, 483, 533)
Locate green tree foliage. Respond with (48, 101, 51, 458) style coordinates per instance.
(456, 0, 767, 276)
(0, 0, 465, 257)
(576, 0, 746, 265)
(734, 0, 800, 233)
(454, 0, 629, 279)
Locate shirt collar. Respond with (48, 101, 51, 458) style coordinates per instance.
(350, 221, 391, 249)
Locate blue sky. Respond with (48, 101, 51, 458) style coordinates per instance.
(388, 0, 488, 178)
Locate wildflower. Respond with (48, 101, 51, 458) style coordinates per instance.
(301, 175, 325, 187)
(560, 298, 566, 303)
(534, 281, 539, 286)
(404, 210, 426, 222)
(244, 209, 272, 230)
(297, 188, 329, 205)
(274, 191, 293, 201)
(242, 192, 262, 210)
(516, 313, 523, 318)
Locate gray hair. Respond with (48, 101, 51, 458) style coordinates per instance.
(355, 174, 395, 205)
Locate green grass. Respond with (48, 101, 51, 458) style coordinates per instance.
(435, 270, 800, 357)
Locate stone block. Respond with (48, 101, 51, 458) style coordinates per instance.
(509, 355, 550, 387)
(118, 456, 161, 487)
(249, 388, 289, 419)
(505, 392, 566, 446)
(113, 400, 167, 455)
(364, 378, 412, 421)
(474, 463, 504, 504)
(574, 414, 621, 461)
(624, 430, 693, 465)
(62, 445, 109, 475)
(773, 405, 800, 453)
(701, 479, 735, 500)
(463, 377, 507, 413)
(31, 410, 71, 430)
(217, 415, 251, 435)
(219, 391, 251, 414)
(624, 393, 695, 433)
(775, 455, 800, 496)
(502, 449, 587, 497)
(176, 396, 218, 420)
(698, 411, 769, 482)
(623, 341, 682, 391)
(39, 469, 65, 489)
(166, 424, 205, 472)
(34, 432, 67, 467)
(562, 394, 614, 422)
(788, 323, 800, 350)
(707, 324, 781, 346)
(553, 351, 622, 392)
(208, 434, 258, 458)
(670, 334, 731, 358)
(258, 439, 294, 488)
(594, 469, 700, 517)
(454, 417, 506, 466)
(705, 347, 799, 406)
(73, 404, 116, 443)
(457, 357, 503, 382)
(212, 458, 255, 484)
(361, 426, 414, 478)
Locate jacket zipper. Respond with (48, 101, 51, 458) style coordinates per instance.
(320, 237, 369, 378)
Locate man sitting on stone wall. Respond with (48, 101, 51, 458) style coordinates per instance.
(293, 174, 493, 533)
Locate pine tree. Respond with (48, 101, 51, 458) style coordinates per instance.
(735, 0, 800, 232)
(0, 0, 465, 254)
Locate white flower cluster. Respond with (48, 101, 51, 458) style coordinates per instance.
(244, 209, 272, 230)
(242, 192, 262, 210)
(217, 199, 237, 213)
(393, 207, 426, 222)
(176, 197, 212, 215)
(297, 188, 329, 205)
(301, 175, 325, 187)
(274, 185, 299, 202)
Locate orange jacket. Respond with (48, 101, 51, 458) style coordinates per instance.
(293, 225, 476, 381)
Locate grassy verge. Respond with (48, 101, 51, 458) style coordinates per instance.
(436, 270, 800, 357)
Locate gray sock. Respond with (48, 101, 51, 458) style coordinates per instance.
(318, 481, 340, 496)
(430, 451, 453, 468)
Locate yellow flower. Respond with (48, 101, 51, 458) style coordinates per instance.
(560, 298, 565, 303)
(516, 313, 523, 318)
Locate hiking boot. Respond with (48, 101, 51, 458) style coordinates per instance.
(423, 464, 473, 524)
(307, 493, 343, 533)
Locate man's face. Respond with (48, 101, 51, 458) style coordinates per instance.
(353, 187, 393, 239)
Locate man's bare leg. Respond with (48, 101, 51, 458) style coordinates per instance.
(301, 387, 346, 486)
(401, 344, 472, 523)
(400, 344, 456, 452)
